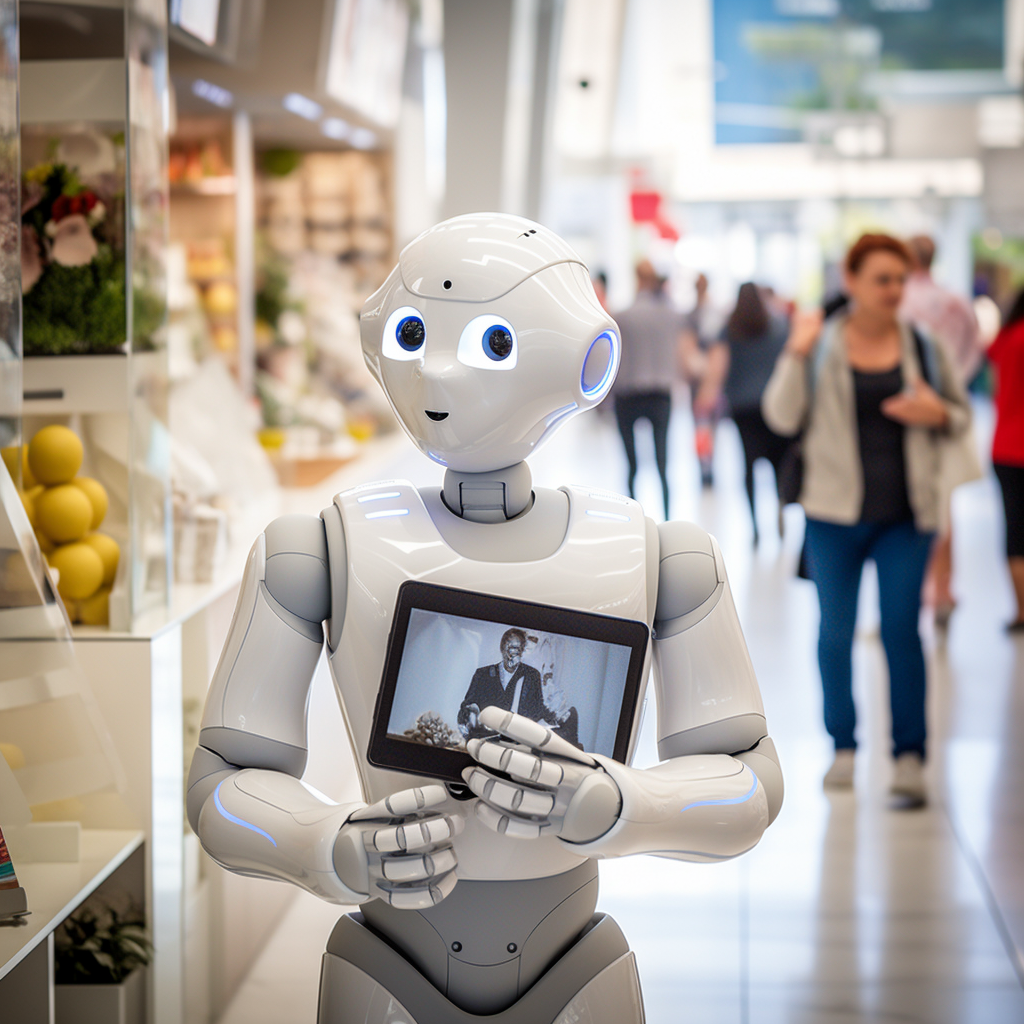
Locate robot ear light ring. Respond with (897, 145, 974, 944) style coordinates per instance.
(187, 212, 781, 1023)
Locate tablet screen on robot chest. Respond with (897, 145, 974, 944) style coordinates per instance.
(368, 580, 650, 785)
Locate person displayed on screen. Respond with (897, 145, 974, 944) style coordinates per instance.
(458, 628, 543, 741)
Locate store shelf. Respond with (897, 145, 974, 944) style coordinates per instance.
(170, 176, 237, 196)
(0, 829, 143, 982)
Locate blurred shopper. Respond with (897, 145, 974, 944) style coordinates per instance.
(612, 259, 685, 519)
(902, 234, 985, 625)
(696, 283, 790, 544)
(763, 234, 971, 804)
(989, 288, 1024, 631)
(681, 273, 722, 487)
(902, 235, 984, 383)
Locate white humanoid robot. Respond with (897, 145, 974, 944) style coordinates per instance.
(187, 213, 784, 1024)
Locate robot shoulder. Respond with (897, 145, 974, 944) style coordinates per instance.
(262, 513, 332, 625)
(654, 520, 723, 625)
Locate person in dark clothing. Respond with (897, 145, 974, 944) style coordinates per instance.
(611, 260, 687, 519)
(696, 283, 790, 544)
(458, 629, 543, 741)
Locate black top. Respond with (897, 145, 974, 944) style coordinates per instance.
(853, 366, 913, 524)
(722, 315, 789, 412)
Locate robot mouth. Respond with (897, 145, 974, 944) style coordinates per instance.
(425, 410, 449, 421)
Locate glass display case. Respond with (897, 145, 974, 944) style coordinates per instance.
(17, 0, 171, 631)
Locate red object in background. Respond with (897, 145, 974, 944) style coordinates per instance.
(654, 215, 680, 241)
(630, 190, 661, 222)
(694, 424, 714, 460)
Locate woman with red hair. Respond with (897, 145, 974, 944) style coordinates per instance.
(763, 233, 971, 806)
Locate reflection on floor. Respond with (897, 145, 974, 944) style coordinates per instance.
(217, 398, 1024, 1024)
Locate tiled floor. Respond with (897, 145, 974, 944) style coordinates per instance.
(217, 396, 1024, 1024)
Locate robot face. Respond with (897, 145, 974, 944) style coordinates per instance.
(360, 213, 619, 473)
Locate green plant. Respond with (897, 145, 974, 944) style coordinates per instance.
(54, 904, 153, 985)
(260, 148, 302, 178)
(22, 246, 127, 355)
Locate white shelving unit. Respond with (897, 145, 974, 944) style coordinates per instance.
(0, 829, 144, 1023)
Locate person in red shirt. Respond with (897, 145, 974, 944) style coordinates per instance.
(989, 288, 1024, 631)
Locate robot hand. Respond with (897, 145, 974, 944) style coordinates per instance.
(332, 785, 463, 910)
(462, 708, 621, 844)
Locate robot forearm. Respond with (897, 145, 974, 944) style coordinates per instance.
(195, 767, 368, 904)
(563, 753, 769, 863)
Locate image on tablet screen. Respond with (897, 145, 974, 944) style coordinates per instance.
(386, 608, 634, 756)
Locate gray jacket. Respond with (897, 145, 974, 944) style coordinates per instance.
(761, 315, 971, 532)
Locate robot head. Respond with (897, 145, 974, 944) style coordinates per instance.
(360, 213, 619, 473)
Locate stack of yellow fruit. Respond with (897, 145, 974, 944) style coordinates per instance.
(2, 425, 120, 625)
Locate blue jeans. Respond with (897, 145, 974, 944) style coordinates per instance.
(804, 518, 934, 759)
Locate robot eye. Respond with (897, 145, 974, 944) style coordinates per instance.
(382, 306, 426, 361)
(457, 315, 518, 371)
(485, 326, 513, 360)
(398, 316, 425, 351)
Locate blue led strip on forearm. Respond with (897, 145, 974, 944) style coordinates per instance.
(679, 771, 759, 814)
(214, 781, 278, 847)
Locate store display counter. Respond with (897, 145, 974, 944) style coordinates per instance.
(60, 432, 417, 1024)
(0, 829, 143, 1022)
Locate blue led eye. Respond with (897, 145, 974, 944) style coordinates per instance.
(397, 315, 425, 351)
(382, 306, 427, 362)
(457, 315, 518, 370)
(484, 325, 513, 360)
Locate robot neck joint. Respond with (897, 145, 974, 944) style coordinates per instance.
(443, 462, 532, 523)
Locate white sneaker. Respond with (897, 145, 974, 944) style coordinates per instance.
(823, 749, 855, 789)
(890, 752, 927, 807)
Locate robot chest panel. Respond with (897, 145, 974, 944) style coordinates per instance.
(327, 481, 649, 795)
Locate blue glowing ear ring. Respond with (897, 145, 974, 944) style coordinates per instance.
(580, 331, 619, 401)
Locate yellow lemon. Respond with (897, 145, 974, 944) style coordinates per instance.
(71, 477, 109, 530)
(1, 445, 37, 488)
(0, 742, 25, 770)
(35, 484, 93, 543)
(82, 532, 120, 587)
(77, 586, 110, 626)
(28, 425, 83, 486)
(19, 487, 38, 528)
(35, 528, 55, 555)
(48, 542, 104, 601)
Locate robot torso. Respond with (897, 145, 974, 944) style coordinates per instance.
(325, 478, 654, 882)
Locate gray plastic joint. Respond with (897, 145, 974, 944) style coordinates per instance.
(443, 462, 533, 522)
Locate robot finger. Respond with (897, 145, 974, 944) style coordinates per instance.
(462, 766, 555, 816)
(364, 812, 463, 854)
(477, 707, 597, 766)
(349, 784, 449, 822)
(474, 800, 545, 839)
(379, 845, 457, 883)
(466, 739, 565, 787)
(383, 868, 458, 910)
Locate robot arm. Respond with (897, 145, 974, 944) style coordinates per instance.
(186, 513, 461, 908)
(464, 521, 782, 862)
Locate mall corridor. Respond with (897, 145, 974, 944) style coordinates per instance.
(216, 402, 1024, 1024)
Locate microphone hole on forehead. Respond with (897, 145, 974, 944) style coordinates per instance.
(443, 279, 452, 290)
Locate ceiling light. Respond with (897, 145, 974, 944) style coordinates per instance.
(283, 93, 322, 121)
(349, 127, 378, 150)
(321, 118, 351, 141)
(192, 79, 232, 108)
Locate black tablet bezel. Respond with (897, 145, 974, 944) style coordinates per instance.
(368, 580, 650, 784)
